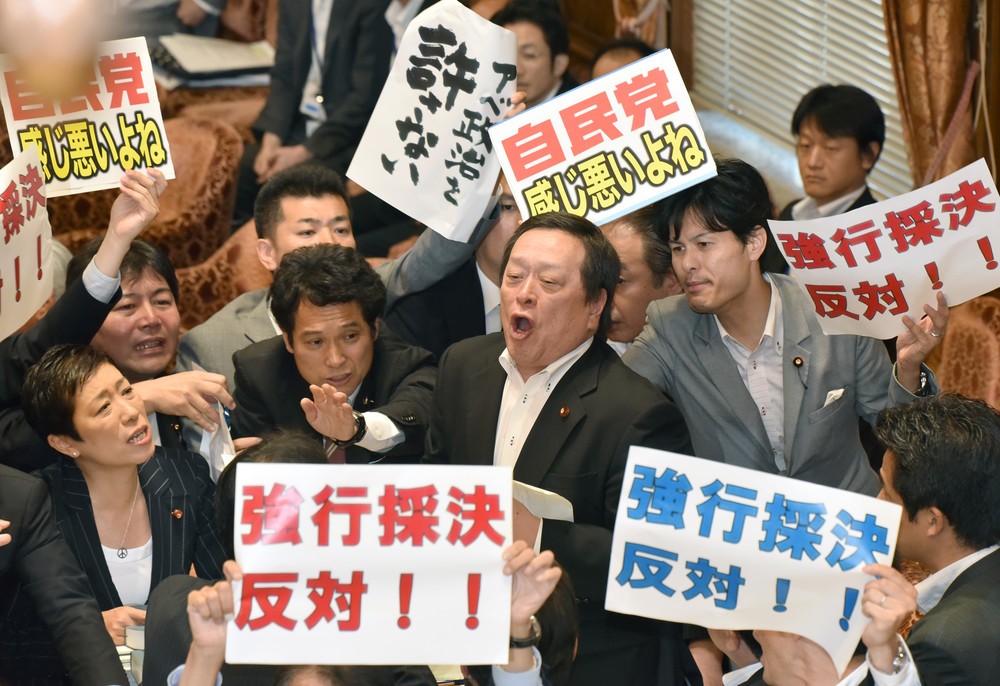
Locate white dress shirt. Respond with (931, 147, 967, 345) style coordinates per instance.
(790, 184, 868, 221)
(476, 261, 502, 335)
(716, 276, 786, 471)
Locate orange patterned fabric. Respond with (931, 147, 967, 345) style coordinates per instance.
(935, 295, 1000, 408)
(175, 221, 272, 330)
(882, 0, 977, 184)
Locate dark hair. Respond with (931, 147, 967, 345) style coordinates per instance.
(269, 244, 386, 335)
(254, 164, 351, 241)
(215, 431, 327, 558)
(606, 205, 672, 287)
(492, 1, 569, 62)
(273, 665, 432, 686)
(791, 84, 886, 166)
(656, 157, 773, 245)
(875, 393, 1000, 550)
(66, 237, 179, 301)
(23, 344, 114, 440)
(590, 38, 655, 73)
(501, 212, 620, 339)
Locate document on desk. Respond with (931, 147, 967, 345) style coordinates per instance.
(158, 34, 275, 74)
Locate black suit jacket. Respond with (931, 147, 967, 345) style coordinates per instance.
(425, 334, 696, 686)
(255, 0, 393, 172)
(382, 257, 487, 359)
(761, 187, 877, 275)
(0, 276, 118, 472)
(0, 449, 226, 681)
(0, 466, 128, 685)
(231, 329, 436, 464)
(907, 549, 1000, 686)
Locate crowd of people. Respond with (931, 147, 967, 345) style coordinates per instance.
(1, 1, 999, 686)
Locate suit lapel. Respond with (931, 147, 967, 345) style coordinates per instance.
(140, 453, 174, 598)
(512, 345, 597, 486)
(692, 315, 773, 463)
(61, 461, 123, 608)
(467, 351, 506, 466)
(320, 0, 345, 78)
(245, 291, 278, 345)
(776, 277, 812, 473)
(443, 260, 488, 340)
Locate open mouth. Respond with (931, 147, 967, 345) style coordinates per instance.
(511, 316, 533, 335)
(134, 339, 164, 353)
(127, 427, 149, 444)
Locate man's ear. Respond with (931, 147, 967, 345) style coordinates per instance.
(925, 506, 949, 537)
(48, 434, 79, 459)
(861, 142, 880, 173)
(747, 225, 767, 261)
(590, 289, 608, 321)
(282, 331, 294, 355)
(257, 238, 278, 272)
(553, 53, 570, 80)
(371, 319, 380, 341)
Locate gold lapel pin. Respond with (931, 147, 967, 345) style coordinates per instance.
(171, 509, 183, 519)
(793, 357, 804, 368)
(559, 406, 570, 418)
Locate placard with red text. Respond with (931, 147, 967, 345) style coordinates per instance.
(228, 463, 512, 665)
(0, 147, 51, 339)
(489, 48, 716, 226)
(0, 37, 174, 198)
(770, 159, 1000, 338)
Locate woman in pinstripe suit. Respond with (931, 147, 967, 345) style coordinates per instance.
(1, 344, 226, 683)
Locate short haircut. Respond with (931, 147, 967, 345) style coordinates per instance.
(215, 430, 327, 559)
(492, 1, 569, 61)
(66, 237, 179, 301)
(269, 243, 386, 336)
(791, 84, 886, 165)
(501, 212, 619, 339)
(875, 393, 1000, 550)
(657, 157, 773, 244)
(23, 344, 113, 441)
(605, 205, 672, 287)
(590, 37, 655, 73)
(253, 164, 351, 241)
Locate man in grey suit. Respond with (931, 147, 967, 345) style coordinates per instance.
(875, 393, 1000, 686)
(623, 159, 948, 496)
(176, 164, 483, 391)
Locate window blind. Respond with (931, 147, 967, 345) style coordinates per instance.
(692, 0, 912, 200)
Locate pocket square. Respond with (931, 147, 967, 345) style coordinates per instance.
(823, 388, 845, 408)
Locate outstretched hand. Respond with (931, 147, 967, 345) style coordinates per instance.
(94, 169, 167, 279)
(301, 384, 357, 442)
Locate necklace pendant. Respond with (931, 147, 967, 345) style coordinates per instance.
(117, 547, 128, 559)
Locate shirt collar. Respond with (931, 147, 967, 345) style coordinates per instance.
(476, 260, 501, 316)
(916, 544, 999, 613)
(498, 337, 593, 385)
(385, 0, 422, 48)
(791, 184, 868, 221)
(715, 274, 783, 353)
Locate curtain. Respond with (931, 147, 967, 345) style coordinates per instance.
(882, 0, 978, 185)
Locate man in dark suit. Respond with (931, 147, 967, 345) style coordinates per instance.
(491, 2, 579, 110)
(383, 174, 522, 359)
(425, 212, 696, 686)
(232, 0, 394, 225)
(875, 393, 1000, 686)
(231, 244, 435, 464)
(761, 84, 885, 274)
(0, 466, 129, 684)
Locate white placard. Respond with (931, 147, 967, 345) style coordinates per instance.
(228, 463, 512, 665)
(770, 158, 1000, 338)
(348, 0, 516, 242)
(607, 447, 902, 674)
